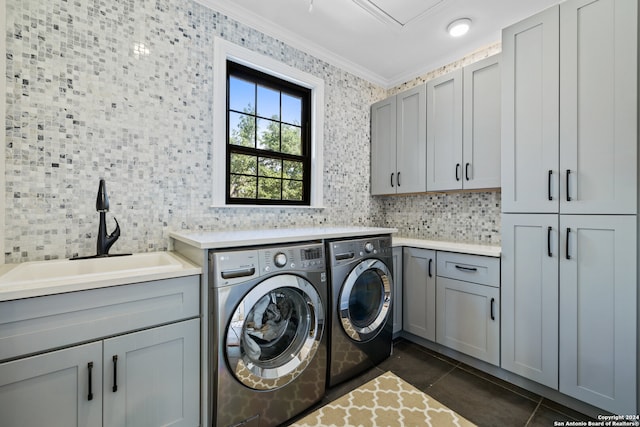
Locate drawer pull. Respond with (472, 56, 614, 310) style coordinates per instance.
(88, 362, 94, 401)
(454, 265, 477, 272)
(112, 355, 118, 392)
(428, 258, 433, 277)
(566, 228, 572, 260)
(547, 226, 552, 257)
(455, 163, 461, 181)
(490, 298, 495, 321)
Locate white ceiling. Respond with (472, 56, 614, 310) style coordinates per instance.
(198, 0, 560, 88)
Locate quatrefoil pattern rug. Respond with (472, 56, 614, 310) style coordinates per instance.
(290, 371, 476, 427)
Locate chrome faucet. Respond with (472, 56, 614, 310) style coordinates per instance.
(96, 179, 120, 256)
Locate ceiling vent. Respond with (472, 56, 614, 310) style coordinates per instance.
(352, 0, 446, 29)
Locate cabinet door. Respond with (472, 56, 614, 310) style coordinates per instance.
(402, 247, 436, 341)
(371, 96, 397, 195)
(392, 246, 403, 336)
(0, 342, 102, 427)
(103, 319, 200, 427)
(396, 85, 426, 194)
(427, 69, 463, 192)
(559, 215, 636, 415)
(463, 55, 501, 190)
(501, 6, 559, 213)
(501, 214, 559, 389)
(559, 0, 637, 214)
(436, 278, 499, 365)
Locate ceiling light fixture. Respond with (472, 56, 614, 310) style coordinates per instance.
(309, 0, 314, 12)
(447, 18, 471, 37)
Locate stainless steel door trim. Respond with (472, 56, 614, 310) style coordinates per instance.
(225, 274, 325, 390)
(338, 259, 392, 342)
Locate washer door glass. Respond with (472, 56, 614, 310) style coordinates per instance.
(226, 274, 324, 390)
(339, 259, 392, 342)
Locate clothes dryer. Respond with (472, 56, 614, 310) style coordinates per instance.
(209, 242, 327, 427)
(326, 235, 393, 388)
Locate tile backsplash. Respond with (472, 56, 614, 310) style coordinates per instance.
(3, 0, 500, 263)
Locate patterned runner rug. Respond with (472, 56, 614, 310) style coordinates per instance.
(290, 371, 476, 427)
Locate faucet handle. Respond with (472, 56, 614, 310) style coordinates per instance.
(96, 179, 110, 212)
(109, 217, 121, 239)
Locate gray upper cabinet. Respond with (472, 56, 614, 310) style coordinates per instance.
(371, 85, 426, 195)
(559, 0, 637, 214)
(501, 6, 560, 213)
(463, 55, 501, 190)
(427, 56, 501, 192)
(371, 96, 397, 195)
(502, 0, 637, 214)
(426, 69, 463, 191)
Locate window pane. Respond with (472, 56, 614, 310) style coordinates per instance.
(283, 180, 303, 201)
(282, 93, 302, 125)
(283, 160, 303, 180)
(258, 157, 282, 178)
(229, 77, 255, 113)
(230, 175, 257, 199)
(257, 85, 280, 120)
(257, 118, 281, 152)
(229, 112, 255, 148)
(281, 124, 302, 155)
(258, 177, 282, 200)
(230, 153, 257, 176)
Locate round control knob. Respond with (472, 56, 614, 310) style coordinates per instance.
(274, 252, 287, 268)
(364, 242, 374, 253)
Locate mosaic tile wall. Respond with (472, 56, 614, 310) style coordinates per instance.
(3, 0, 501, 263)
(380, 43, 503, 246)
(3, 0, 385, 262)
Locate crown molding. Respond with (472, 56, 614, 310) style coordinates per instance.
(194, 0, 389, 87)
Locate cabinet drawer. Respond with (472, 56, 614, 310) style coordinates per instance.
(0, 276, 200, 362)
(436, 252, 499, 287)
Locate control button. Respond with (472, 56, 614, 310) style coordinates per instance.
(274, 253, 287, 268)
(290, 263, 296, 269)
(364, 242, 374, 253)
(265, 266, 271, 272)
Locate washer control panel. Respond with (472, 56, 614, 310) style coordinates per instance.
(211, 242, 326, 286)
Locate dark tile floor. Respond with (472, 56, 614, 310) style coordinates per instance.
(288, 339, 594, 426)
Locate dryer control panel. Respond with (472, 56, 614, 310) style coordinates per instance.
(329, 235, 392, 267)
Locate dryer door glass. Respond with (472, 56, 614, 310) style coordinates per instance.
(339, 259, 392, 342)
(226, 274, 325, 390)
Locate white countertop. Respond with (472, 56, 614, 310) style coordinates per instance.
(393, 237, 501, 257)
(169, 226, 398, 249)
(0, 252, 201, 302)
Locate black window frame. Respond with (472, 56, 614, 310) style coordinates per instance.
(225, 60, 312, 206)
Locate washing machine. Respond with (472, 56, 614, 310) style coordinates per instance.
(326, 235, 393, 388)
(209, 241, 327, 427)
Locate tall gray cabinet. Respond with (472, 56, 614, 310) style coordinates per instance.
(501, 0, 638, 415)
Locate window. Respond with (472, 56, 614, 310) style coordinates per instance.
(212, 37, 324, 208)
(226, 61, 311, 205)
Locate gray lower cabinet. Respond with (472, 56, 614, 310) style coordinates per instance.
(392, 246, 403, 337)
(559, 215, 636, 415)
(502, 214, 637, 414)
(0, 276, 200, 427)
(501, 214, 559, 388)
(435, 252, 500, 366)
(402, 247, 436, 341)
(0, 342, 103, 427)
